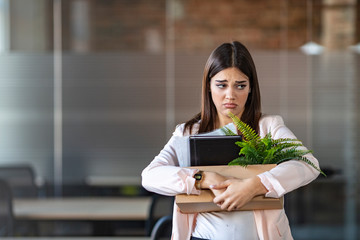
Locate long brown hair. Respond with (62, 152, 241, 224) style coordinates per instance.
(184, 41, 262, 134)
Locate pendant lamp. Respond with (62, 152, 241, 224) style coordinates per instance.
(300, 0, 324, 55)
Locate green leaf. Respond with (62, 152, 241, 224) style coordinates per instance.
(228, 156, 253, 167)
(221, 126, 237, 136)
(228, 112, 260, 143)
(226, 112, 325, 176)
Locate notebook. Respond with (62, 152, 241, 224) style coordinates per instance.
(189, 135, 242, 166)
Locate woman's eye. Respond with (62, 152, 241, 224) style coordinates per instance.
(237, 84, 247, 89)
(216, 84, 226, 89)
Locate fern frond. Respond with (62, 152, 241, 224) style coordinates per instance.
(226, 112, 325, 176)
(221, 126, 237, 136)
(271, 143, 304, 154)
(261, 133, 273, 148)
(272, 148, 312, 163)
(272, 138, 301, 145)
(239, 147, 263, 164)
(276, 156, 326, 177)
(228, 156, 253, 167)
(263, 148, 277, 164)
(235, 141, 248, 148)
(228, 112, 260, 143)
(273, 142, 303, 149)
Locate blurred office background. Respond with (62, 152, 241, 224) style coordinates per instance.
(0, 0, 359, 239)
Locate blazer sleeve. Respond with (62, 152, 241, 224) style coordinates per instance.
(141, 124, 200, 196)
(257, 115, 320, 198)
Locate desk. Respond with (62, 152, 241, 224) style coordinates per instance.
(85, 176, 142, 187)
(3, 238, 150, 240)
(13, 197, 151, 221)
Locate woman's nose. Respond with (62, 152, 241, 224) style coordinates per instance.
(225, 88, 235, 100)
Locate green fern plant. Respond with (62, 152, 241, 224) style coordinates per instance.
(222, 112, 325, 176)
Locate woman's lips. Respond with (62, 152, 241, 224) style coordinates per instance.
(224, 103, 237, 109)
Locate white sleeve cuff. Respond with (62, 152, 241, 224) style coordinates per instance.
(180, 168, 201, 195)
(185, 175, 200, 195)
(257, 171, 286, 198)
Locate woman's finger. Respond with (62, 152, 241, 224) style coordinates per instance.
(220, 199, 231, 210)
(210, 180, 230, 190)
(213, 195, 224, 204)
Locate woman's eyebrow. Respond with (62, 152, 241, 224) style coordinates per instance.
(214, 80, 248, 83)
(235, 80, 248, 84)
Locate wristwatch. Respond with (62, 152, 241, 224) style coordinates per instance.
(194, 171, 203, 190)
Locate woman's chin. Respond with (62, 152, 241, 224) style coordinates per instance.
(225, 109, 239, 116)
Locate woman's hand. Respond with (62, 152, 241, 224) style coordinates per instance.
(210, 176, 268, 211)
(199, 171, 228, 196)
(200, 171, 228, 189)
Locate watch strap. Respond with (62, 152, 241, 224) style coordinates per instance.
(194, 171, 203, 190)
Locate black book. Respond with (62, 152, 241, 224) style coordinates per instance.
(189, 135, 242, 166)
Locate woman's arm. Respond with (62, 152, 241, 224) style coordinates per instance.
(257, 115, 320, 198)
(202, 173, 268, 211)
(201, 115, 320, 210)
(141, 124, 200, 196)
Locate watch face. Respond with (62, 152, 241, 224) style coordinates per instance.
(194, 173, 202, 180)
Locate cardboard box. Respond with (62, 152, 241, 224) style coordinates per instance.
(176, 164, 283, 213)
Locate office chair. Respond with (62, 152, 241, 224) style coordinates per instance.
(146, 194, 174, 236)
(0, 165, 39, 236)
(151, 215, 172, 240)
(0, 165, 38, 198)
(0, 179, 14, 236)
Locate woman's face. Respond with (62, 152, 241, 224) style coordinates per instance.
(210, 67, 251, 127)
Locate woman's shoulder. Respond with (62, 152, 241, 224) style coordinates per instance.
(259, 114, 285, 125)
(259, 114, 286, 135)
(173, 122, 200, 137)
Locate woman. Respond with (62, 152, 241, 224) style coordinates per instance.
(142, 41, 320, 240)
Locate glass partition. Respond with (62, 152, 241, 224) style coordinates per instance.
(0, 0, 358, 238)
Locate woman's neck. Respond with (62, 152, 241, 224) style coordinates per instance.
(216, 116, 233, 129)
